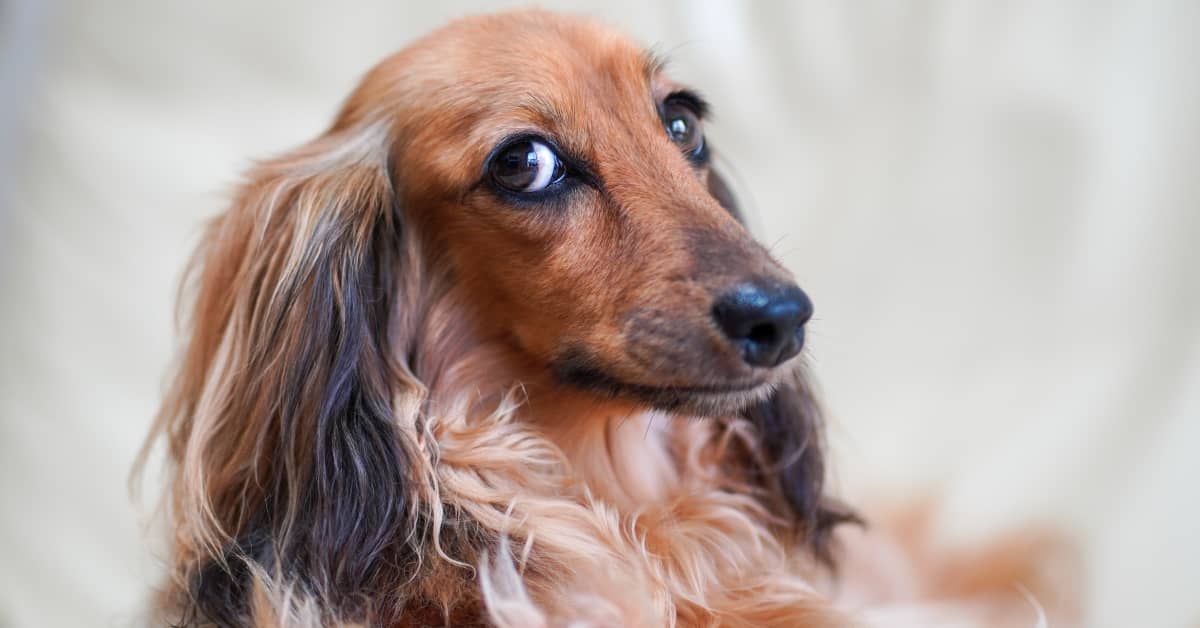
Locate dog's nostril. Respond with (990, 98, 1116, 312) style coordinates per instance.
(712, 281, 812, 368)
(746, 323, 778, 346)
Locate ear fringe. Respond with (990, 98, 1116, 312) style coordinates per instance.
(246, 563, 331, 628)
(739, 367, 861, 563)
(143, 121, 436, 626)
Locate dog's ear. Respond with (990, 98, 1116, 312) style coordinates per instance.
(153, 121, 423, 625)
(740, 371, 858, 563)
(707, 163, 858, 561)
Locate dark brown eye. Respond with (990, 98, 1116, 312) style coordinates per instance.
(664, 101, 704, 156)
(489, 139, 565, 193)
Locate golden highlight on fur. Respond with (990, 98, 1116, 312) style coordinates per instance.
(142, 10, 1077, 627)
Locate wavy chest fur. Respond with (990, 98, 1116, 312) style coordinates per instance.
(404, 387, 847, 628)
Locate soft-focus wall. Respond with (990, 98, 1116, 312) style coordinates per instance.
(1, 1, 1197, 626)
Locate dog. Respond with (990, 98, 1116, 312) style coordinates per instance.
(143, 9, 1075, 627)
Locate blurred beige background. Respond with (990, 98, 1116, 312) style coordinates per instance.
(2, 1, 1197, 626)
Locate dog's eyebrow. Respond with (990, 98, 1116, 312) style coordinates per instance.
(664, 89, 710, 118)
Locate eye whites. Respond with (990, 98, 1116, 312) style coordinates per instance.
(487, 100, 704, 198)
(668, 117, 689, 140)
(489, 139, 566, 193)
(664, 100, 704, 156)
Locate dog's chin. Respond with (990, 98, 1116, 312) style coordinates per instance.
(551, 355, 780, 417)
(659, 384, 778, 417)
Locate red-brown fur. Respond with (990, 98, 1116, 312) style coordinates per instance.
(143, 10, 1076, 627)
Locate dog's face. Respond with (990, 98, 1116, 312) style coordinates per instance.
(349, 12, 810, 414)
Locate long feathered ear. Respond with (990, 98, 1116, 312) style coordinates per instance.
(740, 371, 859, 563)
(150, 121, 424, 625)
(707, 165, 858, 561)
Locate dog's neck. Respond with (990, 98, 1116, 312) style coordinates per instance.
(524, 389, 682, 509)
(421, 336, 684, 509)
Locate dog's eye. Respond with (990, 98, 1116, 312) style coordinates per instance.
(490, 139, 566, 193)
(664, 101, 704, 157)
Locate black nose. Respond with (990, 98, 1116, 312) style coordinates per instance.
(712, 281, 813, 367)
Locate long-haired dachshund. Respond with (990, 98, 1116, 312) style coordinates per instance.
(145, 10, 1075, 627)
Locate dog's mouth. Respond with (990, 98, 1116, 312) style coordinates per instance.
(551, 352, 774, 416)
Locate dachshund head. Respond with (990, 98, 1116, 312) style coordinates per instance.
(336, 12, 812, 416)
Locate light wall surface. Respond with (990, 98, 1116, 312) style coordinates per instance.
(1, 2, 1197, 626)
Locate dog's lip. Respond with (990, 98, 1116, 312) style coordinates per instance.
(551, 349, 774, 407)
(591, 375, 774, 415)
(635, 379, 769, 396)
(560, 364, 770, 397)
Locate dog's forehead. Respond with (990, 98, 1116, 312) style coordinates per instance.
(362, 11, 691, 177)
(399, 13, 672, 116)
(448, 13, 662, 105)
